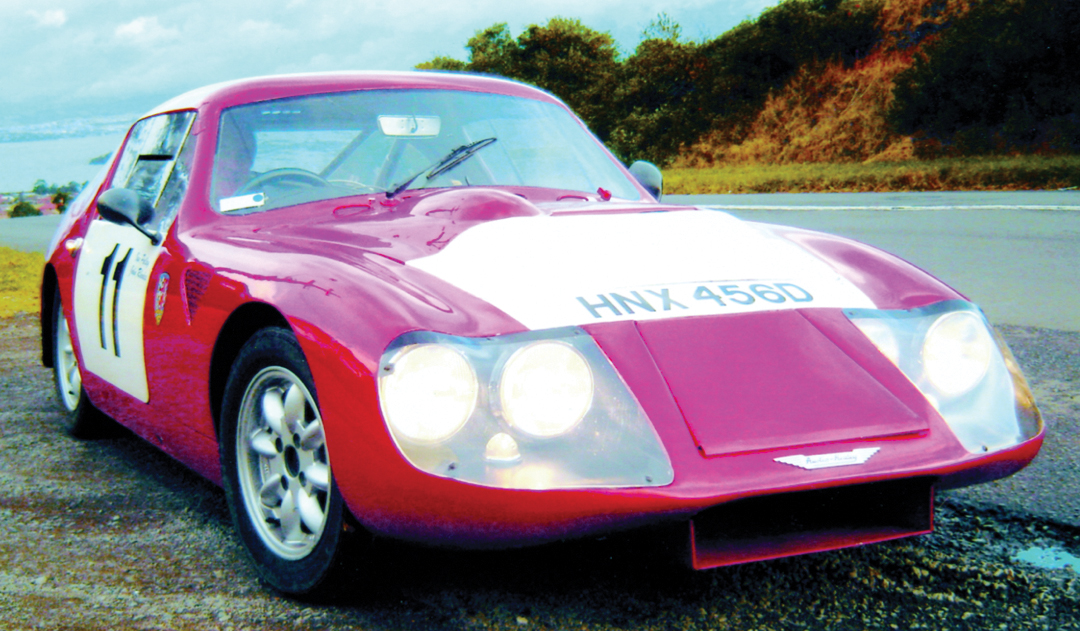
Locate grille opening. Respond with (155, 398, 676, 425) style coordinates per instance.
(690, 478, 934, 569)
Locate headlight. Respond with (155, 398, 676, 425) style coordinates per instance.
(501, 341, 593, 438)
(379, 344, 478, 443)
(922, 311, 993, 397)
(847, 301, 1041, 454)
(377, 327, 673, 490)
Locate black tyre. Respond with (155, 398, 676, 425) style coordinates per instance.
(51, 286, 108, 438)
(220, 327, 352, 597)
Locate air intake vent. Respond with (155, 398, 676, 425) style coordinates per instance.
(182, 269, 212, 323)
(689, 478, 934, 569)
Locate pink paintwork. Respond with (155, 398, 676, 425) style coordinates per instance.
(41, 72, 1042, 580)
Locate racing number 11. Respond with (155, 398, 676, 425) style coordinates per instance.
(98, 244, 133, 357)
(72, 219, 154, 403)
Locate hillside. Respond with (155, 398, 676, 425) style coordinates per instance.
(421, 0, 1079, 169)
(677, 0, 953, 166)
(682, 0, 1079, 167)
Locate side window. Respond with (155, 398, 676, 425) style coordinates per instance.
(110, 111, 196, 229)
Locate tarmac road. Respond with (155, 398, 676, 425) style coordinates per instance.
(0, 214, 61, 255)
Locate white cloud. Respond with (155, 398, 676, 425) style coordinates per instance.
(114, 16, 180, 45)
(237, 19, 276, 34)
(28, 9, 67, 27)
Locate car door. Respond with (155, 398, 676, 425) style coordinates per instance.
(72, 111, 195, 403)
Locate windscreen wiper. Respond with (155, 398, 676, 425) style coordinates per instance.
(386, 137, 497, 199)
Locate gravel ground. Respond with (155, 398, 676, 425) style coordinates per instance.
(1, 313, 1078, 631)
(946, 325, 1080, 526)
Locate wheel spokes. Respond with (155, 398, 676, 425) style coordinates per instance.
(249, 429, 279, 458)
(66, 363, 81, 394)
(261, 388, 286, 436)
(259, 475, 286, 508)
(282, 384, 306, 434)
(305, 462, 330, 491)
(278, 490, 303, 541)
(297, 488, 325, 533)
(55, 315, 83, 408)
(298, 419, 324, 451)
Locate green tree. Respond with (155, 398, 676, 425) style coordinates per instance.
(467, 23, 518, 76)
(8, 200, 41, 218)
(888, 0, 1080, 154)
(415, 56, 467, 71)
(509, 18, 622, 140)
(607, 15, 706, 163)
(415, 19, 621, 143)
(52, 191, 71, 213)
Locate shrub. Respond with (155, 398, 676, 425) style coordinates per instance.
(8, 201, 41, 218)
(52, 191, 70, 213)
(888, 0, 1080, 154)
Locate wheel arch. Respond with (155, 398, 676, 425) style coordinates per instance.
(209, 301, 291, 438)
(40, 264, 59, 368)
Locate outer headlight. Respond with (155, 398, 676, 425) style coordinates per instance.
(377, 327, 673, 490)
(922, 311, 993, 397)
(847, 301, 1041, 453)
(380, 344, 478, 443)
(501, 341, 593, 438)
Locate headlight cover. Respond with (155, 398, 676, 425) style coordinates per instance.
(380, 344, 478, 443)
(847, 300, 1042, 453)
(500, 341, 594, 438)
(377, 327, 674, 490)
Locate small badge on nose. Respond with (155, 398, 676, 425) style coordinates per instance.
(775, 447, 880, 470)
(154, 273, 169, 325)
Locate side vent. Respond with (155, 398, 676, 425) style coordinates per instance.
(182, 269, 212, 324)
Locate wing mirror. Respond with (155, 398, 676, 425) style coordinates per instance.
(629, 161, 663, 200)
(96, 188, 162, 245)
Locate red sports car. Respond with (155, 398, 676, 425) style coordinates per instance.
(41, 72, 1042, 597)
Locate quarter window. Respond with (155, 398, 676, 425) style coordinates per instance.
(110, 111, 197, 232)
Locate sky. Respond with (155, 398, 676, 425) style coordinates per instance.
(0, 0, 780, 130)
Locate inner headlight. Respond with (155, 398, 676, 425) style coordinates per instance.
(500, 341, 594, 438)
(922, 311, 993, 397)
(379, 344, 478, 443)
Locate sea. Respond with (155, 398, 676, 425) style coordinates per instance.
(0, 114, 134, 193)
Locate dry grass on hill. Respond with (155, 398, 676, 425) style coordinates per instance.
(679, 0, 977, 168)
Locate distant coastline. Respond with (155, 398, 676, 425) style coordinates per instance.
(0, 113, 130, 193)
(0, 134, 121, 193)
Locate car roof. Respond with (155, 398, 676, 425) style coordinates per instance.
(143, 71, 561, 118)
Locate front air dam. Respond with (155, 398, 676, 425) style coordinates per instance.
(689, 478, 934, 569)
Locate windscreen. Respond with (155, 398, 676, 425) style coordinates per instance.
(211, 89, 640, 213)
